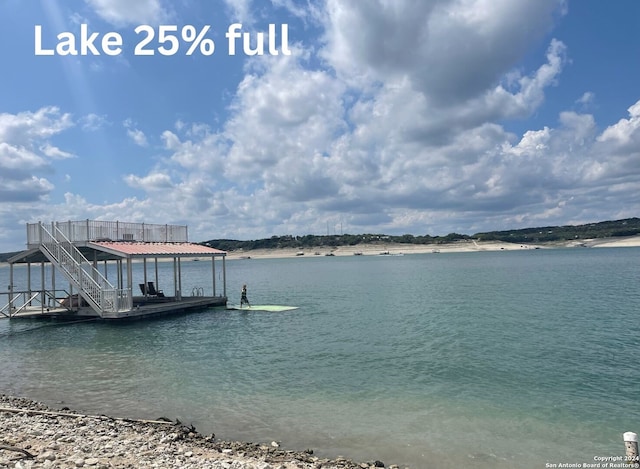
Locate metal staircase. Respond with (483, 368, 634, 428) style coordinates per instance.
(35, 223, 132, 315)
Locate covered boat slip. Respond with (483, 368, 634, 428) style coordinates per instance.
(1, 220, 227, 320)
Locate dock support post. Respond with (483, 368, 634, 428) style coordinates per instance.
(41, 261, 45, 313)
(92, 251, 98, 283)
(143, 258, 148, 296)
(9, 264, 14, 317)
(27, 262, 31, 302)
(154, 258, 159, 294)
(222, 256, 227, 298)
(173, 257, 178, 299)
(212, 256, 216, 296)
(177, 258, 182, 300)
(624, 432, 639, 467)
(126, 258, 133, 296)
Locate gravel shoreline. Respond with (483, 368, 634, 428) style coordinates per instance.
(0, 395, 403, 469)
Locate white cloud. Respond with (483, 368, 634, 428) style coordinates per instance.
(224, 50, 346, 187)
(576, 91, 595, 107)
(597, 100, 640, 148)
(80, 113, 109, 131)
(161, 130, 181, 151)
(84, 0, 170, 26)
(127, 128, 149, 147)
(271, 0, 317, 20)
(0, 176, 54, 203)
(162, 128, 228, 173)
(0, 107, 73, 143)
(321, 0, 565, 103)
(0, 107, 73, 204)
(40, 144, 75, 159)
(123, 120, 149, 147)
(0, 143, 47, 172)
(124, 173, 174, 191)
(222, 0, 254, 24)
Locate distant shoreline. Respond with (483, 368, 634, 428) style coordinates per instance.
(223, 235, 640, 260)
(2, 235, 639, 266)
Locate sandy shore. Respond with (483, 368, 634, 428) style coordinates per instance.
(0, 395, 398, 469)
(222, 236, 640, 260)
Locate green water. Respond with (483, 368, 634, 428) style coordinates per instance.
(1, 248, 639, 468)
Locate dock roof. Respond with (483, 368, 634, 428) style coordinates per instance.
(9, 242, 225, 264)
(91, 241, 226, 258)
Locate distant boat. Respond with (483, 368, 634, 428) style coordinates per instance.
(296, 251, 305, 256)
(353, 252, 363, 256)
(324, 252, 335, 256)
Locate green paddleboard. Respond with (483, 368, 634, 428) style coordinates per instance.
(227, 305, 299, 312)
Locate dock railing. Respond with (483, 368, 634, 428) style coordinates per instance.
(27, 220, 188, 246)
(0, 289, 71, 318)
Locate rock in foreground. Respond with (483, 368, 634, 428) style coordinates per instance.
(0, 395, 403, 469)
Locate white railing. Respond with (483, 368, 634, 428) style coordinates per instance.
(36, 223, 132, 314)
(39, 224, 102, 311)
(0, 290, 67, 317)
(6, 292, 40, 316)
(27, 220, 188, 246)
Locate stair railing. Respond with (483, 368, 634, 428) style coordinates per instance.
(36, 223, 132, 314)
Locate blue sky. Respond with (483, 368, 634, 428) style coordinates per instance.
(1, 0, 640, 251)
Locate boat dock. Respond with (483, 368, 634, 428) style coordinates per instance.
(1, 220, 228, 320)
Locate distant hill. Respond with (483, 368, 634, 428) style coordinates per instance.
(0, 251, 20, 263)
(202, 232, 470, 252)
(473, 217, 640, 243)
(201, 217, 640, 252)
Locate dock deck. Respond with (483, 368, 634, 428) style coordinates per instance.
(3, 296, 227, 320)
(104, 296, 227, 319)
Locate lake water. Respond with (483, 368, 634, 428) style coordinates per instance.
(1, 248, 639, 468)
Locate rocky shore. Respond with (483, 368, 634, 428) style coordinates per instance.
(0, 395, 401, 469)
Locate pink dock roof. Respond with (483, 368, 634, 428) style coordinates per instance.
(90, 241, 226, 258)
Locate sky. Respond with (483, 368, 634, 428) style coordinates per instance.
(1, 0, 640, 251)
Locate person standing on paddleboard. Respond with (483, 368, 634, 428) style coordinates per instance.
(240, 284, 250, 307)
